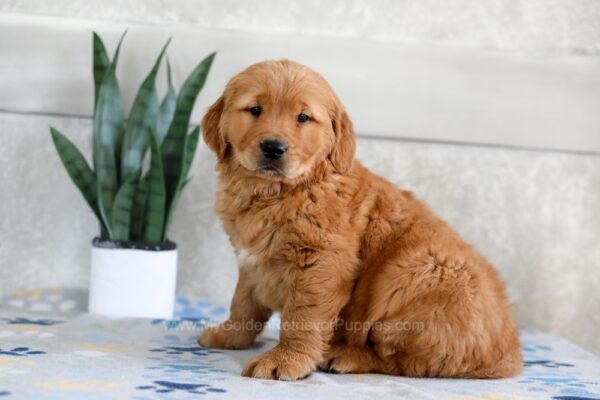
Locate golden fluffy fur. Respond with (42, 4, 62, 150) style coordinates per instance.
(199, 60, 522, 380)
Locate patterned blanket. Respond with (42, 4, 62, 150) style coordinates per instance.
(1, 288, 599, 399)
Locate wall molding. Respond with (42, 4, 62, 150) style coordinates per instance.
(1, 12, 600, 152)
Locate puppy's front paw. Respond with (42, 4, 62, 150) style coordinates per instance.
(198, 321, 254, 350)
(242, 345, 315, 380)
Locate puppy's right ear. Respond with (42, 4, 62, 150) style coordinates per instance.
(202, 96, 227, 162)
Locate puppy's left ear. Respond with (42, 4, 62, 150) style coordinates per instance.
(329, 109, 356, 174)
(202, 96, 227, 162)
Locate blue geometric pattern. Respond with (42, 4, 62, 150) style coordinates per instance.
(0, 347, 46, 356)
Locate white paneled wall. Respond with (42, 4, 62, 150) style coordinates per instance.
(1, 10, 600, 152)
(3, 0, 600, 55)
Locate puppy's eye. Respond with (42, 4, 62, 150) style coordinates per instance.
(297, 113, 310, 123)
(249, 106, 261, 117)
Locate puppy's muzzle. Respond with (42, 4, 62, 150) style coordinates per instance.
(260, 139, 287, 160)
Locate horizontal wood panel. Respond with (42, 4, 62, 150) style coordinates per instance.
(1, 13, 599, 152)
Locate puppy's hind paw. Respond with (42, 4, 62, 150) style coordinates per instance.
(318, 345, 383, 374)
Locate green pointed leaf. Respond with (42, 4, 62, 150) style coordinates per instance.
(161, 52, 216, 207)
(93, 33, 125, 240)
(162, 179, 185, 239)
(110, 30, 127, 164)
(156, 58, 177, 144)
(110, 30, 127, 70)
(121, 39, 171, 181)
(93, 32, 126, 239)
(110, 177, 137, 241)
(50, 127, 99, 217)
(143, 132, 167, 243)
(92, 32, 110, 170)
(163, 125, 200, 236)
(181, 177, 191, 190)
(181, 125, 200, 179)
(92, 32, 110, 111)
(50, 127, 110, 239)
(130, 177, 149, 242)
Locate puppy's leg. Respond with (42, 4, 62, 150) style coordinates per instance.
(242, 252, 355, 380)
(318, 345, 397, 374)
(199, 270, 272, 350)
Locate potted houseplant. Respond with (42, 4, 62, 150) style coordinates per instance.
(50, 32, 215, 318)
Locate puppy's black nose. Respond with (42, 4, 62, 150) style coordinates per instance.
(260, 139, 287, 160)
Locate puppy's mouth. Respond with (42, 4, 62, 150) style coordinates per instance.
(256, 163, 286, 177)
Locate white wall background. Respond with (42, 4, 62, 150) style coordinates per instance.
(1, 1, 599, 355)
(3, 0, 600, 55)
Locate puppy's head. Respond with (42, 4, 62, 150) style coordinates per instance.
(202, 60, 355, 182)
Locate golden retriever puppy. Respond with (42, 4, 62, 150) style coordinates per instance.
(199, 60, 522, 380)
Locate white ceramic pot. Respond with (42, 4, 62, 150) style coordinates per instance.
(88, 240, 178, 319)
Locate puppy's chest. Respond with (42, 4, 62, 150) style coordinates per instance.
(221, 201, 297, 311)
(235, 246, 294, 311)
(217, 187, 342, 310)
(221, 201, 288, 260)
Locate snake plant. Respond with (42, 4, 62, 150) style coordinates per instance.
(50, 32, 215, 243)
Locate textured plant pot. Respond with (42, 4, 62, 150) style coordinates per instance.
(88, 239, 177, 319)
